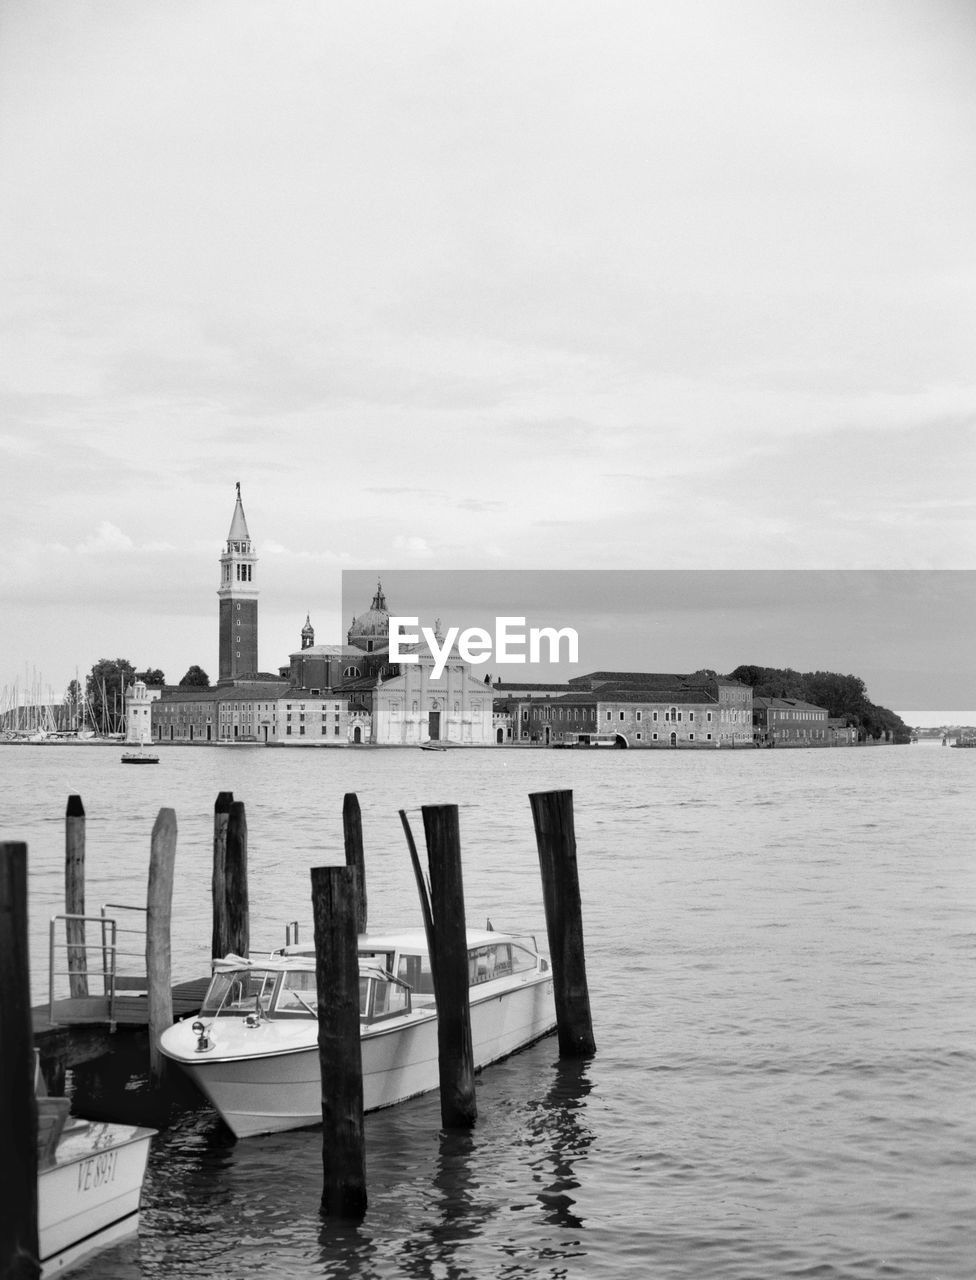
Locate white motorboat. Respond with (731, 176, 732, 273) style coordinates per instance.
(36, 1095, 155, 1277)
(159, 927, 555, 1138)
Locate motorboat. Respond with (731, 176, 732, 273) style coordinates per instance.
(36, 1094, 155, 1276)
(121, 750, 159, 764)
(159, 927, 555, 1138)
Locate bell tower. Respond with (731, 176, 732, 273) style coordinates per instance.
(217, 482, 258, 682)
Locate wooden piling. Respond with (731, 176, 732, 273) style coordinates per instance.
(146, 809, 177, 1089)
(0, 841, 40, 1279)
(528, 789, 596, 1057)
(421, 804, 477, 1129)
(342, 792, 367, 934)
(310, 865, 366, 1220)
(211, 791, 233, 959)
(224, 801, 249, 958)
(65, 794, 88, 999)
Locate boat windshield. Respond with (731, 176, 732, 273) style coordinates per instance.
(275, 969, 318, 1015)
(201, 967, 277, 1016)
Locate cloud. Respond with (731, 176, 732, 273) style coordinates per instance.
(76, 522, 133, 553)
(392, 535, 433, 557)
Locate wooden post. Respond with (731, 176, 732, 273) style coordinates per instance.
(311, 865, 366, 1220)
(224, 801, 249, 958)
(146, 809, 177, 1090)
(64, 794, 88, 999)
(211, 791, 234, 958)
(0, 842, 40, 1279)
(421, 804, 477, 1129)
(528, 790, 596, 1057)
(342, 792, 367, 934)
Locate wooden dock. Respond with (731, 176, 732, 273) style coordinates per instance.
(32, 976, 210, 1090)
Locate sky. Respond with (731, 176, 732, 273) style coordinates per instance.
(1, 1, 974, 721)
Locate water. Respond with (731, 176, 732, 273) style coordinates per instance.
(2, 742, 973, 1278)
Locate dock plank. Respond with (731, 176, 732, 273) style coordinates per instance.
(32, 975, 210, 1035)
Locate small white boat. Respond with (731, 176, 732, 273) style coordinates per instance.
(159, 928, 555, 1138)
(121, 750, 159, 764)
(36, 1096, 155, 1277)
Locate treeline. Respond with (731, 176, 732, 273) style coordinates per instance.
(727, 665, 912, 744)
(64, 659, 211, 731)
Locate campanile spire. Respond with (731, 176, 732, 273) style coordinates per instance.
(217, 483, 258, 682)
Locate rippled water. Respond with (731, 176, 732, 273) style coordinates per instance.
(3, 742, 973, 1278)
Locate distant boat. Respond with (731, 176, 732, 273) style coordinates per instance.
(121, 750, 159, 764)
(419, 742, 448, 752)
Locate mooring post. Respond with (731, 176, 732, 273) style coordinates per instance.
(0, 841, 40, 1279)
(310, 865, 367, 1221)
(211, 791, 234, 959)
(421, 804, 477, 1129)
(528, 789, 596, 1057)
(64, 793, 88, 1000)
(342, 792, 367, 934)
(225, 801, 249, 958)
(146, 809, 177, 1090)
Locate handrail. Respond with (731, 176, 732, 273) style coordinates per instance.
(48, 913, 118, 1025)
(100, 902, 148, 977)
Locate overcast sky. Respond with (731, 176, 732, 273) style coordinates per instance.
(1, 2, 974, 717)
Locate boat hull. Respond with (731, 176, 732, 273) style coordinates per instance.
(38, 1121, 155, 1277)
(169, 972, 555, 1138)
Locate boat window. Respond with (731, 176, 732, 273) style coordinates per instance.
(364, 976, 411, 1022)
(509, 943, 539, 975)
(468, 946, 497, 984)
(276, 970, 318, 1015)
(202, 968, 277, 1016)
(396, 953, 435, 995)
(468, 942, 538, 985)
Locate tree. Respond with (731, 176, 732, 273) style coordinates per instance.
(86, 658, 136, 733)
(135, 668, 166, 687)
(729, 662, 911, 744)
(179, 665, 210, 688)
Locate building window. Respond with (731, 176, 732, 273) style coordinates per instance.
(619, 711, 625, 721)
(636, 711, 642, 722)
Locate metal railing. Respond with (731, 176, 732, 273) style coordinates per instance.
(48, 913, 117, 1025)
(47, 903, 148, 1027)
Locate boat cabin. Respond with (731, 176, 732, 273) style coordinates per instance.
(199, 956, 413, 1026)
(199, 930, 548, 1034)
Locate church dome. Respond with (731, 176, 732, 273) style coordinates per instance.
(348, 582, 390, 645)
